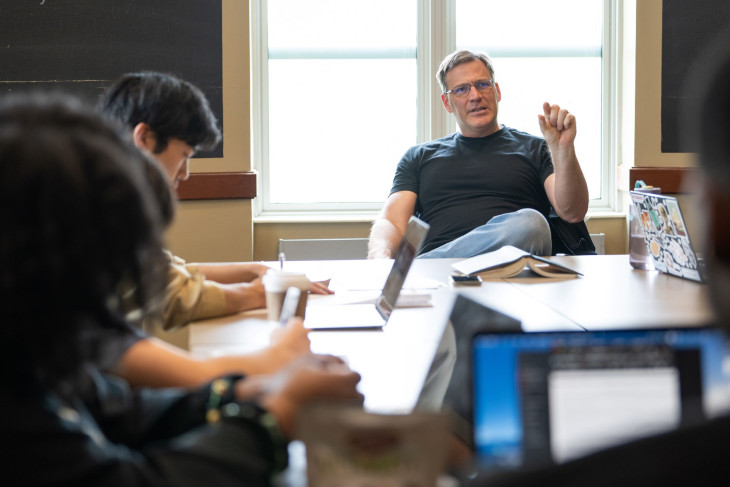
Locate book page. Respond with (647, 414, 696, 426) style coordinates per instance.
(475, 258, 528, 279)
(451, 245, 530, 276)
(527, 258, 581, 278)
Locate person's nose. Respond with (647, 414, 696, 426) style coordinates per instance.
(178, 159, 190, 182)
(467, 84, 483, 100)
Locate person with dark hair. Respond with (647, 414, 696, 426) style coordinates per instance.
(98, 71, 332, 331)
(368, 49, 589, 259)
(460, 39, 730, 487)
(0, 93, 363, 486)
(108, 148, 316, 388)
(88, 74, 321, 388)
(98, 71, 222, 187)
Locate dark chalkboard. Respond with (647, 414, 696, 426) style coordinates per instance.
(662, 0, 730, 153)
(0, 0, 223, 158)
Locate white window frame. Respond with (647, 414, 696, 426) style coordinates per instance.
(251, 0, 620, 219)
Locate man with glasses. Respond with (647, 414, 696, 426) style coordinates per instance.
(368, 49, 589, 259)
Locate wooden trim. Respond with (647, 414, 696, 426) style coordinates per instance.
(628, 167, 696, 193)
(176, 172, 257, 200)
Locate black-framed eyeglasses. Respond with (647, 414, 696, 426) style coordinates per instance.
(444, 79, 495, 97)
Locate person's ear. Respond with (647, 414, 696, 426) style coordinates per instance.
(441, 93, 453, 114)
(132, 123, 156, 152)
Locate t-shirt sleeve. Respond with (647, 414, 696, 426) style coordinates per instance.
(390, 146, 421, 195)
(95, 323, 148, 373)
(539, 140, 555, 184)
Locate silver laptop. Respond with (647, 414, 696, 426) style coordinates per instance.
(304, 216, 430, 330)
(629, 191, 705, 283)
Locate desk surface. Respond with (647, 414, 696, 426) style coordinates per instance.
(463, 254, 714, 330)
(189, 255, 713, 413)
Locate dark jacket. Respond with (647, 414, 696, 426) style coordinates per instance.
(1, 371, 287, 486)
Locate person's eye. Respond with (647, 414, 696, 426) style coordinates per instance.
(453, 84, 469, 96)
(476, 80, 492, 90)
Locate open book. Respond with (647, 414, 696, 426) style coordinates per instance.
(451, 245, 582, 279)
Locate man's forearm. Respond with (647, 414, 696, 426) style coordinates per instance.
(551, 146, 589, 222)
(368, 219, 403, 259)
(538, 104, 589, 223)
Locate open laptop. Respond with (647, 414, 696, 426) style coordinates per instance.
(303, 216, 430, 330)
(629, 191, 705, 282)
(470, 325, 730, 472)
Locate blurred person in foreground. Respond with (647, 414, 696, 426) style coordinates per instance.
(0, 93, 362, 486)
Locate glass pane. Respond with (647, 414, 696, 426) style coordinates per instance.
(495, 58, 602, 199)
(457, 0, 602, 52)
(266, 0, 418, 206)
(268, 59, 416, 204)
(268, 0, 416, 51)
(456, 0, 603, 200)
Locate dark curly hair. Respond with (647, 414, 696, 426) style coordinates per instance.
(0, 93, 168, 394)
(97, 71, 221, 154)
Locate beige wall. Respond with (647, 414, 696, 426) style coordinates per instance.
(633, 0, 694, 169)
(168, 0, 695, 261)
(166, 0, 255, 263)
(625, 0, 701, 250)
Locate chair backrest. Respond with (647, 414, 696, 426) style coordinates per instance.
(548, 209, 597, 256)
(277, 238, 369, 260)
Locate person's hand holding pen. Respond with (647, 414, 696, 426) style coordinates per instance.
(263, 317, 313, 373)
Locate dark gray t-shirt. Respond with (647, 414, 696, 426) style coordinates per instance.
(390, 126, 554, 254)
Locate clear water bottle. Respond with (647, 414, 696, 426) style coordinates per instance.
(629, 181, 660, 270)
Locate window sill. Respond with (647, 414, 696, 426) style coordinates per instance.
(253, 209, 625, 225)
(586, 211, 627, 220)
(254, 212, 379, 224)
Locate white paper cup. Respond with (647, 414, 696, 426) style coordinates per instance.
(262, 270, 310, 322)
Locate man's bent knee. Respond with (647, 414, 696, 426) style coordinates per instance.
(501, 209, 552, 255)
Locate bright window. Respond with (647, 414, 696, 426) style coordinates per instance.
(253, 0, 615, 217)
(456, 0, 605, 201)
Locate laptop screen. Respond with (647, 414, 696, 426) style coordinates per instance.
(471, 327, 730, 471)
(375, 216, 429, 320)
(629, 191, 704, 282)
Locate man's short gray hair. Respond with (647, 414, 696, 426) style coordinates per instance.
(436, 49, 496, 93)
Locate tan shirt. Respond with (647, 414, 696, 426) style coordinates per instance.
(160, 250, 227, 330)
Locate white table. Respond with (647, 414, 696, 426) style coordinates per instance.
(499, 254, 713, 330)
(189, 256, 713, 413)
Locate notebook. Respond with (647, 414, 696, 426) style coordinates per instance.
(303, 216, 430, 330)
(629, 191, 705, 282)
(471, 325, 730, 472)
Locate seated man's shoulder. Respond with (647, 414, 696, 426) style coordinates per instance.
(501, 126, 544, 144)
(418, 132, 459, 150)
(404, 133, 456, 161)
(494, 126, 547, 157)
